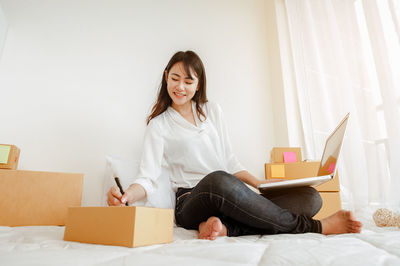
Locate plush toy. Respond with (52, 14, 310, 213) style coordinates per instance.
(373, 208, 400, 228)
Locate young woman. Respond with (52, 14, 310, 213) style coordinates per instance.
(107, 50, 362, 239)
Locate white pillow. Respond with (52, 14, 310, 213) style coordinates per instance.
(103, 155, 175, 209)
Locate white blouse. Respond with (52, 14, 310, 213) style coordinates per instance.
(133, 101, 245, 196)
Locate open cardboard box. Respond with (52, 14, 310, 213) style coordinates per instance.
(264, 161, 340, 192)
(64, 206, 174, 248)
(0, 170, 83, 226)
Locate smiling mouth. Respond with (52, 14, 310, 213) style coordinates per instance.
(174, 92, 186, 97)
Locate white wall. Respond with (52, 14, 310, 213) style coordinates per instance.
(0, 2, 7, 59)
(0, 0, 279, 206)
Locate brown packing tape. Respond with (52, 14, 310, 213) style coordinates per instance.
(265, 162, 340, 192)
(64, 206, 174, 248)
(0, 170, 83, 226)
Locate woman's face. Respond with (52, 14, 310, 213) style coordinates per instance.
(165, 62, 199, 109)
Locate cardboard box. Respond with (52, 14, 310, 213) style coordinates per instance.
(270, 147, 302, 163)
(0, 170, 83, 226)
(265, 162, 340, 192)
(313, 192, 342, 220)
(0, 144, 20, 170)
(64, 206, 174, 248)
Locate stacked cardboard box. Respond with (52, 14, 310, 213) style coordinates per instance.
(265, 147, 341, 220)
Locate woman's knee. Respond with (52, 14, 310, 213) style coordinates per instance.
(302, 187, 322, 217)
(198, 170, 241, 193)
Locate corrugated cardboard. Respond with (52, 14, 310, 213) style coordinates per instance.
(64, 206, 174, 248)
(265, 162, 340, 192)
(0, 144, 20, 170)
(0, 170, 83, 226)
(270, 147, 302, 163)
(313, 192, 342, 220)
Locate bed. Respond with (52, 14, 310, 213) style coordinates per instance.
(1, 207, 399, 266)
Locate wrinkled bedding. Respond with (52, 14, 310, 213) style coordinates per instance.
(1, 207, 399, 266)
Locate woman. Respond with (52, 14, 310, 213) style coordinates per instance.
(107, 50, 362, 239)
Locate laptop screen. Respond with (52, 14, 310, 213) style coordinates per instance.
(317, 113, 349, 177)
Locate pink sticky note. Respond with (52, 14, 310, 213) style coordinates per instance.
(283, 152, 297, 163)
(328, 162, 336, 173)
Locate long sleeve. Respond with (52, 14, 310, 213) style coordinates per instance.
(132, 119, 164, 197)
(212, 103, 246, 174)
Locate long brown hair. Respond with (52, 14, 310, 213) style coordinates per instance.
(146, 51, 208, 124)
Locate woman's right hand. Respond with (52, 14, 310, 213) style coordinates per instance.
(107, 186, 134, 206)
(107, 183, 146, 206)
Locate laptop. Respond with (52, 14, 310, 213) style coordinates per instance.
(258, 113, 349, 192)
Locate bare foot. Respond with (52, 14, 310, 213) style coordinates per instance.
(198, 216, 227, 240)
(321, 210, 363, 235)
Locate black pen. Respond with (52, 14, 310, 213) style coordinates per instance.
(114, 174, 128, 206)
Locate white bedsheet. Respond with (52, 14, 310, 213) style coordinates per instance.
(1, 207, 400, 266)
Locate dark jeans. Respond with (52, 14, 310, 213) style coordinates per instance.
(174, 170, 323, 236)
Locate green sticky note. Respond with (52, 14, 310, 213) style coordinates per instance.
(0, 145, 11, 164)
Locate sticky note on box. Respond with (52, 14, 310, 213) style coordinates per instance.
(283, 152, 297, 163)
(0, 145, 11, 164)
(328, 162, 336, 173)
(271, 147, 302, 163)
(271, 165, 285, 178)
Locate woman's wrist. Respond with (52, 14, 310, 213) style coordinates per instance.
(253, 179, 263, 188)
(125, 183, 147, 204)
(125, 185, 136, 204)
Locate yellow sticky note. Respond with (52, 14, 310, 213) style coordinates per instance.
(271, 165, 285, 178)
(0, 145, 11, 164)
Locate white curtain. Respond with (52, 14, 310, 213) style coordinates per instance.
(274, 0, 400, 209)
